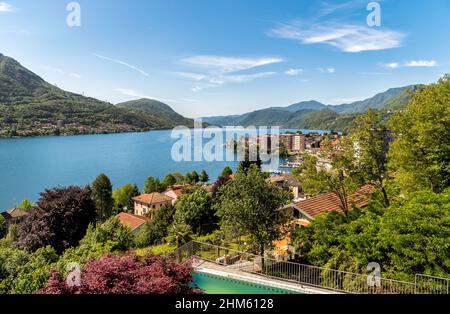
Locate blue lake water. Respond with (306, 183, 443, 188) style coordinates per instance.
(0, 129, 329, 211)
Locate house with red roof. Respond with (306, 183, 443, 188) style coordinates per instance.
(163, 184, 192, 204)
(132, 192, 173, 217)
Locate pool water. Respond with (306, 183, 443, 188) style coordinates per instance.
(192, 272, 301, 294)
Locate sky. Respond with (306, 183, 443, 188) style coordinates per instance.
(0, 0, 449, 118)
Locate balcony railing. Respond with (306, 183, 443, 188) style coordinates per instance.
(167, 241, 449, 294)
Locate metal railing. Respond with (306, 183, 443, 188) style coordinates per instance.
(168, 241, 449, 295)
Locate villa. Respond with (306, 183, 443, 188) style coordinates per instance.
(274, 185, 374, 259)
(132, 192, 173, 217)
(268, 173, 303, 200)
(163, 184, 192, 204)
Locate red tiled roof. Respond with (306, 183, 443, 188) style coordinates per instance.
(116, 213, 151, 231)
(294, 185, 374, 218)
(165, 189, 184, 198)
(133, 192, 173, 205)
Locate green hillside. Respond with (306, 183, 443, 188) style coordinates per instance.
(0, 53, 193, 137)
(116, 98, 193, 127)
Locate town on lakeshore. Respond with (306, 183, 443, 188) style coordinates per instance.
(0, 0, 449, 299)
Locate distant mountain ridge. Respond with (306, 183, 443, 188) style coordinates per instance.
(0, 53, 194, 137)
(116, 98, 193, 127)
(202, 85, 418, 130)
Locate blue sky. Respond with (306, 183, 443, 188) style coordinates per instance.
(0, 0, 449, 117)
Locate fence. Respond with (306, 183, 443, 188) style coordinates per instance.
(168, 241, 449, 295)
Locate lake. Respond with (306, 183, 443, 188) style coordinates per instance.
(0, 128, 329, 211)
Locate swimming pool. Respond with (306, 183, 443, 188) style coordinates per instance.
(192, 272, 301, 294)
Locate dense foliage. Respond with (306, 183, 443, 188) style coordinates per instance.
(293, 190, 450, 281)
(17, 186, 96, 253)
(214, 165, 291, 258)
(38, 253, 200, 294)
(389, 75, 450, 193)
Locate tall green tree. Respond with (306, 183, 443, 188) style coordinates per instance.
(199, 170, 209, 183)
(161, 174, 177, 190)
(91, 173, 114, 221)
(143, 176, 158, 194)
(135, 204, 176, 247)
(167, 215, 193, 248)
(214, 165, 291, 267)
(185, 171, 200, 184)
(174, 188, 215, 235)
(293, 144, 361, 217)
(350, 109, 391, 207)
(221, 166, 233, 178)
(112, 184, 140, 213)
(389, 75, 450, 193)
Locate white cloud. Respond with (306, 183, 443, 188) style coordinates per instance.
(40, 66, 64, 74)
(209, 72, 276, 85)
(270, 21, 405, 53)
(0, 2, 13, 12)
(381, 60, 438, 69)
(285, 68, 304, 76)
(69, 73, 82, 79)
(40, 65, 81, 79)
(93, 54, 149, 77)
(173, 72, 207, 81)
(114, 88, 157, 99)
(405, 60, 438, 67)
(318, 67, 336, 74)
(181, 55, 283, 74)
(381, 62, 399, 69)
(114, 88, 180, 104)
(178, 55, 281, 91)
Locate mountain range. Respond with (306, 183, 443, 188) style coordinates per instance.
(0, 52, 421, 137)
(0, 53, 194, 137)
(202, 85, 421, 130)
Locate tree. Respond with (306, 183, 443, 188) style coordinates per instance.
(291, 189, 450, 281)
(18, 199, 32, 210)
(389, 76, 450, 193)
(378, 189, 450, 280)
(17, 186, 96, 253)
(135, 204, 176, 247)
(143, 176, 158, 194)
(214, 165, 291, 267)
(161, 174, 177, 190)
(350, 109, 391, 207)
(211, 176, 231, 199)
(11, 246, 59, 294)
(174, 188, 215, 235)
(0, 215, 5, 238)
(91, 173, 114, 221)
(237, 148, 262, 174)
(293, 142, 361, 218)
(186, 171, 200, 184)
(81, 217, 135, 253)
(221, 166, 233, 178)
(167, 215, 193, 248)
(199, 170, 209, 183)
(113, 184, 140, 213)
(39, 253, 201, 294)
